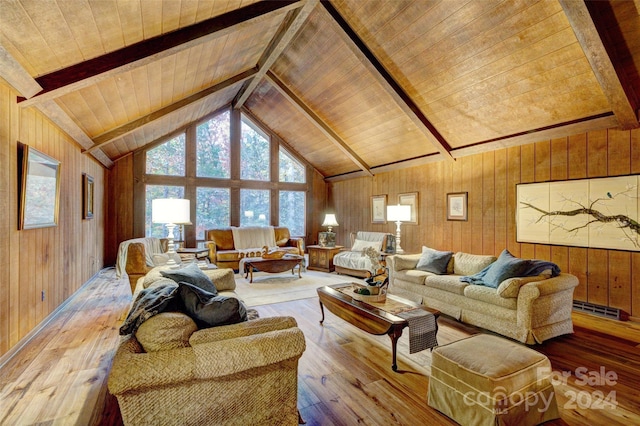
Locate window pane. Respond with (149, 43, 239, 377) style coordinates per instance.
(146, 134, 185, 176)
(240, 116, 270, 181)
(145, 185, 185, 237)
(196, 111, 231, 178)
(279, 191, 305, 236)
(279, 148, 305, 183)
(240, 189, 270, 227)
(196, 187, 230, 239)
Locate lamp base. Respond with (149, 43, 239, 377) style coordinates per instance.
(394, 221, 404, 254)
(318, 231, 336, 247)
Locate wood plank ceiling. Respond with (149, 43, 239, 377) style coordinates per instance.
(1, 0, 638, 179)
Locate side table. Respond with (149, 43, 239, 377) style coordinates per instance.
(307, 245, 344, 273)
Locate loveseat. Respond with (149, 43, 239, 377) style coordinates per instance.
(387, 248, 579, 344)
(109, 265, 307, 425)
(206, 226, 304, 270)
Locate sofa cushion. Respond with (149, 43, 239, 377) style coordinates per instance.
(216, 250, 240, 262)
(424, 275, 468, 295)
(203, 268, 236, 292)
(178, 282, 248, 328)
(453, 252, 496, 276)
(351, 238, 382, 252)
(497, 275, 549, 298)
(395, 269, 434, 285)
(416, 248, 454, 274)
(463, 284, 518, 310)
(135, 312, 198, 352)
(161, 263, 218, 295)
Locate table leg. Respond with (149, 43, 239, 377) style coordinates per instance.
(319, 300, 325, 325)
(297, 262, 302, 278)
(388, 326, 404, 372)
(249, 266, 254, 283)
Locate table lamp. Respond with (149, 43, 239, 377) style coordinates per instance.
(386, 204, 411, 254)
(152, 198, 190, 266)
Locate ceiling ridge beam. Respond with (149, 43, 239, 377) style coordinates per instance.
(19, 0, 303, 107)
(85, 68, 258, 154)
(559, 0, 638, 129)
(233, 0, 318, 109)
(320, 0, 455, 162)
(265, 70, 373, 176)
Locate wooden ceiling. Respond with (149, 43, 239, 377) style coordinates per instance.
(1, 0, 638, 179)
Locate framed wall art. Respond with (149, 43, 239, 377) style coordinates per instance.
(371, 195, 387, 223)
(83, 173, 94, 219)
(18, 143, 61, 230)
(447, 192, 468, 221)
(398, 192, 419, 224)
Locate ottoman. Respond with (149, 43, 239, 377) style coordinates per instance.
(428, 334, 559, 426)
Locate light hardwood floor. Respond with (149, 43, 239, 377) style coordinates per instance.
(1, 269, 639, 425)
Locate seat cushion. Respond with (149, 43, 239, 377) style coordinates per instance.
(394, 269, 434, 285)
(424, 275, 468, 295)
(463, 284, 517, 310)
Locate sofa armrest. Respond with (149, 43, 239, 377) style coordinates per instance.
(192, 327, 306, 380)
(189, 316, 298, 345)
(283, 237, 305, 255)
(206, 241, 218, 264)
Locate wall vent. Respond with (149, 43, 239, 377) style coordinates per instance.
(573, 301, 629, 321)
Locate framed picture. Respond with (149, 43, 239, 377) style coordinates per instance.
(447, 192, 468, 221)
(18, 143, 61, 230)
(371, 195, 387, 223)
(398, 192, 419, 224)
(83, 173, 94, 219)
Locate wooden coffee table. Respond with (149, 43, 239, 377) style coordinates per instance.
(243, 255, 304, 283)
(317, 283, 439, 371)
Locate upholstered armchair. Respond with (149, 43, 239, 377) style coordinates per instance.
(334, 231, 395, 278)
(116, 237, 168, 293)
(108, 316, 306, 426)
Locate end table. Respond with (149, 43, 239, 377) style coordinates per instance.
(307, 245, 344, 273)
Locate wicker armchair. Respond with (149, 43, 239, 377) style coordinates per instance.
(108, 316, 306, 425)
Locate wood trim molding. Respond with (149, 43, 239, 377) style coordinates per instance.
(321, 0, 455, 162)
(265, 70, 373, 176)
(559, 0, 638, 129)
(18, 0, 303, 106)
(233, 0, 318, 109)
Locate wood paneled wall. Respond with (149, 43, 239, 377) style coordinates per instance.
(329, 128, 640, 319)
(0, 80, 105, 358)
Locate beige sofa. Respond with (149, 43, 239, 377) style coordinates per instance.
(206, 226, 304, 270)
(387, 251, 579, 344)
(109, 267, 306, 425)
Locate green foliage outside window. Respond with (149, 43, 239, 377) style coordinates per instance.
(240, 189, 270, 227)
(196, 187, 230, 239)
(240, 118, 270, 181)
(279, 148, 305, 183)
(197, 112, 231, 178)
(279, 191, 305, 236)
(146, 135, 185, 176)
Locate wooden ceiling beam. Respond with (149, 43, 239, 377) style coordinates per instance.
(19, 0, 303, 107)
(265, 70, 373, 176)
(0, 43, 42, 98)
(85, 68, 258, 154)
(321, 0, 455, 163)
(233, 0, 318, 109)
(560, 0, 638, 129)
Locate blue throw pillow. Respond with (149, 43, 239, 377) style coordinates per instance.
(178, 282, 247, 328)
(482, 249, 529, 288)
(161, 263, 218, 295)
(416, 248, 454, 274)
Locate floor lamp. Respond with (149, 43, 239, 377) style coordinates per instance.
(152, 198, 190, 266)
(386, 204, 411, 254)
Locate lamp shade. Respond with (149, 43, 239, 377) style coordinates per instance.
(152, 198, 190, 224)
(387, 204, 411, 222)
(322, 214, 339, 227)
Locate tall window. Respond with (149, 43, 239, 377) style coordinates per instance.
(146, 134, 185, 176)
(279, 148, 305, 183)
(240, 116, 270, 181)
(145, 185, 184, 237)
(196, 187, 230, 239)
(197, 112, 230, 178)
(279, 191, 305, 236)
(240, 189, 270, 227)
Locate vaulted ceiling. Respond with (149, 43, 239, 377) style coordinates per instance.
(1, 0, 638, 180)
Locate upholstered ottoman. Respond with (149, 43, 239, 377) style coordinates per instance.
(428, 334, 559, 426)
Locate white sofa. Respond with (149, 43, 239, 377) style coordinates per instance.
(387, 250, 579, 344)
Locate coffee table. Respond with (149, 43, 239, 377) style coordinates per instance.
(317, 283, 439, 371)
(243, 255, 304, 283)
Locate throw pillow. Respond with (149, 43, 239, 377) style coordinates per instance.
(416, 248, 454, 274)
(161, 263, 218, 295)
(351, 238, 382, 252)
(482, 249, 529, 288)
(135, 312, 198, 352)
(178, 282, 248, 328)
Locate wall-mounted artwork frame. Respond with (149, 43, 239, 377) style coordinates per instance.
(83, 173, 94, 219)
(398, 192, 419, 224)
(371, 195, 387, 223)
(517, 175, 639, 251)
(447, 192, 468, 221)
(18, 143, 61, 230)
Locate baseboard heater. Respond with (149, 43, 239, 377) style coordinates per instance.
(573, 301, 629, 321)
